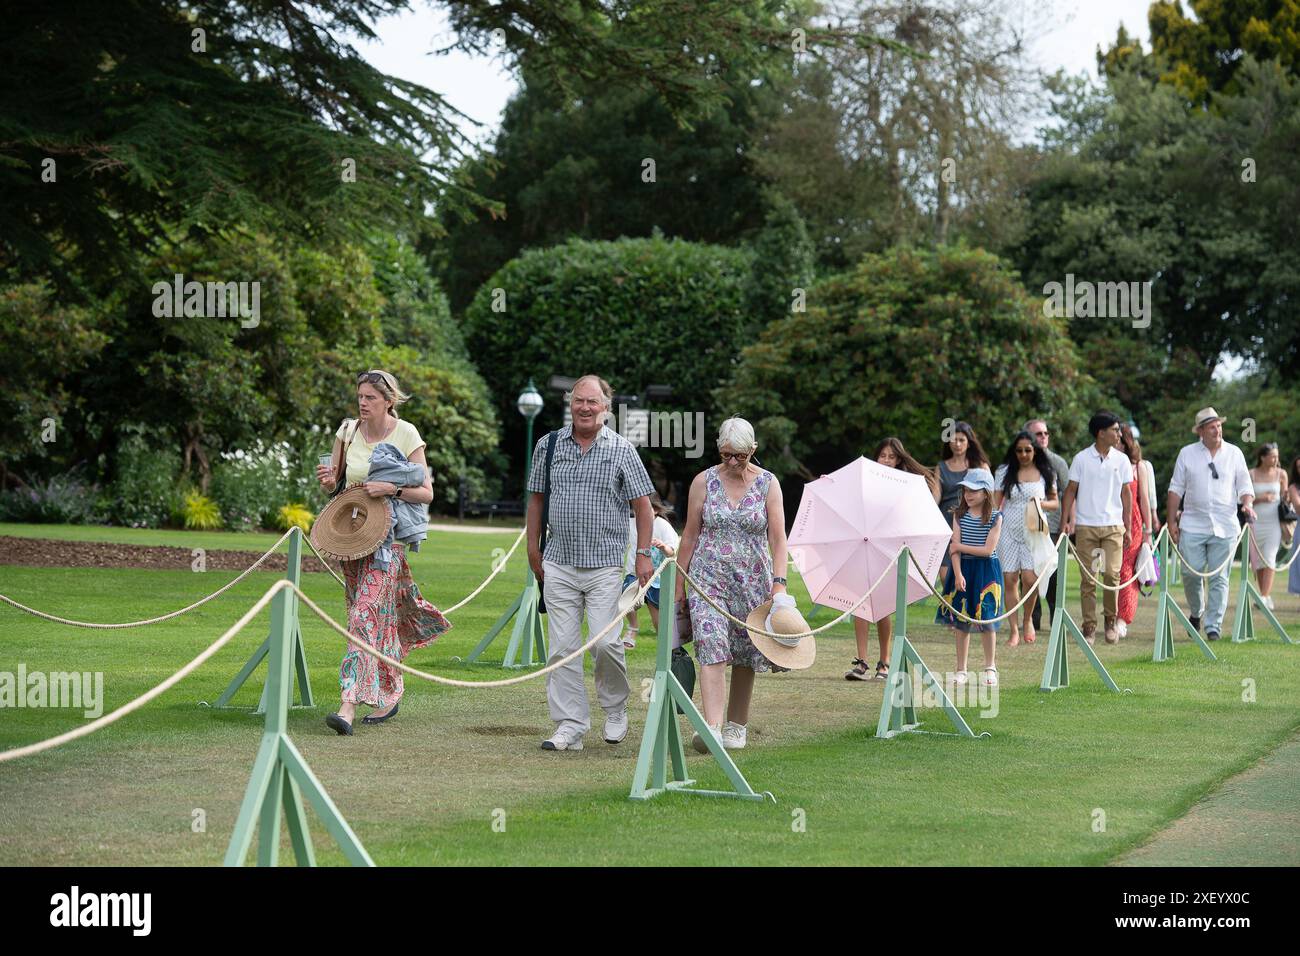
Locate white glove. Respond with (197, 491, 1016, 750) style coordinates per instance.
(765, 592, 797, 632)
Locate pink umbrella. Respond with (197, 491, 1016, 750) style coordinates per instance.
(789, 456, 951, 622)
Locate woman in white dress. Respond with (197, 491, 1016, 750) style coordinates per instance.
(993, 431, 1059, 645)
(1249, 443, 1288, 608)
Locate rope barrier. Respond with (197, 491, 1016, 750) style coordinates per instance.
(907, 548, 1048, 626)
(671, 556, 899, 640)
(0, 580, 292, 763)
(300, 533, 347, 588)
(1168, 524, 1249, 578)
(0, 528, 310, 629)
(1248, 533, 1300, 573)
(1067, 525, 1169, 591)
(441, 528, 526, 615)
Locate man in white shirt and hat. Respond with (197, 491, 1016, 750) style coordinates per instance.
(1166, 407, 1255, 640)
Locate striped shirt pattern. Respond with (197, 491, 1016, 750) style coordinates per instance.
(527, 424, 656, 568)
(957, 510, 1001, 559)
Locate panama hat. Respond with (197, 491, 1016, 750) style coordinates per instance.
(1192, 406, 1227, 433)
(616, 579, 645, 617)
(310, 486, 390, 561)
(745, 595, 816, 670)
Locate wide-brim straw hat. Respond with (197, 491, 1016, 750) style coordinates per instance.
(745, 599, 816, 670)
(310, 486, 390, 561)
(616, 580, 644, 617)
(1193, 406, 1226, 433)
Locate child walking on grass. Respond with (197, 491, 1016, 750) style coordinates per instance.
(935, 468, 1004, 687)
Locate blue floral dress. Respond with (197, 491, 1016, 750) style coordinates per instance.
(687, 466, 786, 672)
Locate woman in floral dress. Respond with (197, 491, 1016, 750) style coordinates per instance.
(316, 369, 451, 735)
(673, 418, 789, 753)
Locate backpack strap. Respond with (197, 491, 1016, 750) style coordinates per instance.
(538, 430, 560, 556)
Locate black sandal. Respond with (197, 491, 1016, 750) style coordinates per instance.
(875, 660, 890, 680)
(845, 658, 872, 681)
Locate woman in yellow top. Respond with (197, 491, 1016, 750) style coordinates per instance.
(316, 369, 451, 735)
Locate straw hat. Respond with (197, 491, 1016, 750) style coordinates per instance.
(616, 579, 644, 617)
(310, 486, 390, 561)
(745, 597, 816, 670)
(1192, 406, 1226, 433)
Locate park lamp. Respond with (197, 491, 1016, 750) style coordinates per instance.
(517, 380, 543, 420)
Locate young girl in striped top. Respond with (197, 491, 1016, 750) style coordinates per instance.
(935, 468, 1004, 686)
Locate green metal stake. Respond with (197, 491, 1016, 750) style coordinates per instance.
(1039, 534, 1129, 693)
(215, 526, 314, 711)
(875, 547, 985, 739)
(1230, 525, 1294, 645)
(463, 565, 548, 667)
(1152, 531, 1215, 661)
(224, 580, 373, 866)
(629, 563, 766, 801)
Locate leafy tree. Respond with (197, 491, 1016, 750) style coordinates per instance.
(1099, 0, 1300, 104)
(2, 0, 815, 290)
(431, 60, 784, 311)
(463, 235, 756, 494)
(720, 245, 1100, 482)
(0, 283, 107, 489)
(1015, 60, 1300, 379)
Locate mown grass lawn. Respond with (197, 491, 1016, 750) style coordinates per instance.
(1, 524, 1297, 865)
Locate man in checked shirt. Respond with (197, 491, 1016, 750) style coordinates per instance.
(527, 375, 656, 751)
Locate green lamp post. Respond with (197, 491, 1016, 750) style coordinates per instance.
(464, 379, 548, 667)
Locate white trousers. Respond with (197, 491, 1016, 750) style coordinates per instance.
(542, 561, 628, 735)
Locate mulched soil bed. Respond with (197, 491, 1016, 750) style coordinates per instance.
(0, 535, 339, 574)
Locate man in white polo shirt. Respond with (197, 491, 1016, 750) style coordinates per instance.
(1061, 411, 1133, 644)
(1166, 407, 1255, 640)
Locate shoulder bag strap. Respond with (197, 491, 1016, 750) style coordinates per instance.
(330, 418, 362, 500)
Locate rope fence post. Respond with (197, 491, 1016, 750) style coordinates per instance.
(1039, 534, 1129, 693)
(464, 563, 547, 668)
(875, 546, 982, 739)
(224, 571, 372, 867)
(1153, 531, 1215, 662)
(629, 561, 765, 802)
(1230, 524, 1293, 645)
(214, 526, 314, 711)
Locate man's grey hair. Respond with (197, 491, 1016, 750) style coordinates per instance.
(716, 417, 758, 453)
(1024, 418, 1047, 432)
(569, 374, 613, 409)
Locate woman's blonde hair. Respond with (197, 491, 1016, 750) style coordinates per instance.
(358, 369, 410, 417)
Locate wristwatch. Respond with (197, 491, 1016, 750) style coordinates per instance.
(394, 487, 403, 500)
(636, 547, 654, 557)
(772, 575, 788, 585)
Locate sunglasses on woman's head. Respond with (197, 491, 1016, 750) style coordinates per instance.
(356, 371, 386, 386)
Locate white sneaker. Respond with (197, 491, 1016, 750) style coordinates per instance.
(952, 671, 969, 686)
(541, 727, 583, 751)
(692, 724, 722, 754)
(602, 709, 628, 744)
(721, 721, 748, 750)
(1264, 595, 1275, 610)
(1116, 620, 1128, 639)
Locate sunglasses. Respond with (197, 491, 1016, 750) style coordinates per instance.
(1031, 429, 1049, 437)
(356, 371, 388, 387)
(1016, 446, 1035, 455)
(720, 452, 750, 463)
(1209, 462, 1219, 480)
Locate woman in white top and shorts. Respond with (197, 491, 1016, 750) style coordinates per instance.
(993, 431, 1059, 645)
(1249, 442, 1288, 608)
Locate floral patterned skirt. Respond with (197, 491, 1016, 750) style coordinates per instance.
(339, 546, 451, 708)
